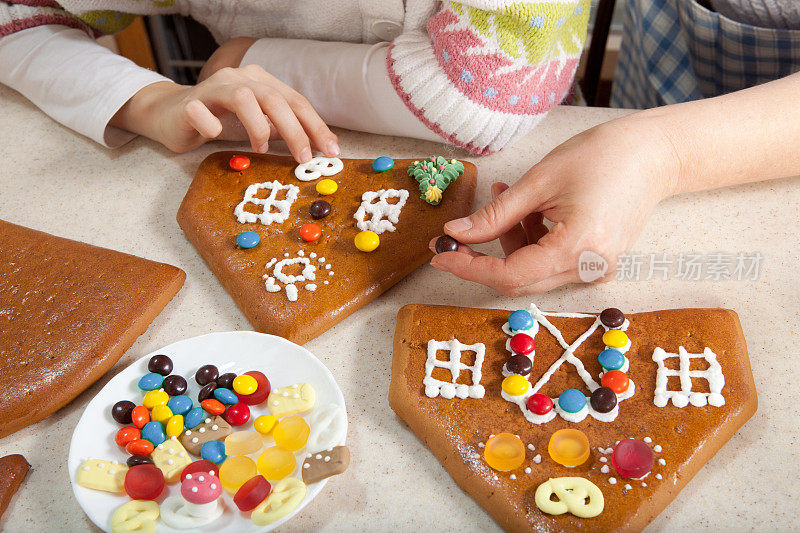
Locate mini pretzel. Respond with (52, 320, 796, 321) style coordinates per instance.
(251, 477, 307, 525)
(294, 157, 344, 181)
(534, 477, 605, 518)
(109, 500, 159, 533)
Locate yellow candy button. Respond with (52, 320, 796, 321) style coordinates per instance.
(254, 415, 278, 436)
(354, 230, 380, 252)
(257, 446, 296, 480)
(501, 374, 530, 396)
(548, 428, 590, 467)
(233, 375, 258, 395)
(142, 390, 169, 409)
(316, 179, 338, 195)
(484, 433, 525, 471)
(165, 415, 184, 438)
(150, 404, 172, 424)
(602, 330, 629, 349)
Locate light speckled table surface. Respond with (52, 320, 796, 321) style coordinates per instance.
(0, 84, 797, 532)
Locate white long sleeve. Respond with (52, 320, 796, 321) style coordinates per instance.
(0, 25, 168, 147)
(240, 38, 442, 144)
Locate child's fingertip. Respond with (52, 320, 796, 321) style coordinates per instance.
(299, 147, 313, 163)
(326, 139, 340, 157)
(257, 140, 269, 153)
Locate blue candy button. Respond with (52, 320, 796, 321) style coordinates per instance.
(141, 421, 166, 446)
(508, 310, 534, 331)
(167, 394, 193, 416)
(372, 156, 394, 172)
(558, 389, 587, 413)
(236, 230, 260, 249)
(138, 372, 164, 391)
(201, 440, 227, 464)
(185, 406, 205, 429)
(598, 348, 625, 371)
(214, 387, 238, 405)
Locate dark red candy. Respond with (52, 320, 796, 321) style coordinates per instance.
(198, 382, 218, 402)
(234, 475, 272, 511)
(611, 439, 654, 479)
(590, 386, 618, 413)
(216, 372, 237, 389)
(195, 365, 219, 386)
(162, 375, 188, 396)
(147, 354, 173, 376)
(224, 402, 251, 426)
(111, 400, 136, 424)
(509, 333, 535, 355)
(505, 355, 532, 375)
(526, 393, 554, 415)
(434, 235, 460, 254)
(237, 371, 271, 405)
(124, 464, 164, 500)
(180, 460, 218, 482)
(126, 455, 154, 467)
(599, 308, 626, 328)
(309, 200, 332, 220)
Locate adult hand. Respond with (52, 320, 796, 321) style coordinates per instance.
(429, 115, 681, 295)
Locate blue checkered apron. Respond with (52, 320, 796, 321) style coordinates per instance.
(611, 0, 800, 108)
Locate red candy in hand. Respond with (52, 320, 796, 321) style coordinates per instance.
(611, 438, 654, 479)
(509, 333, 535, 355)
(115, 426, 140, 447)
(180, 460, 218, 482)
(224, 402, 251, 426)
(237, 371, 271, 405)
(124, 464, 164, 500)
(229, 155, 250, 171)
(234, 475, 272, 511)
(527, 393, 553, 415)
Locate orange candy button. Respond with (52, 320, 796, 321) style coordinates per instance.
(201, 398, 226, 415)
(484, 433, 525, 472)
(299, 223, 322, 242)
(548, 429, 590, 467)
(600, 370, 629, 394)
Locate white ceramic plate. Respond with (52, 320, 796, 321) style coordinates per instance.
(68, 331, 347, 532)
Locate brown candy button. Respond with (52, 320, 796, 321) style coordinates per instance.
(301, 445, 350, 484)
(179, 415, 232, 455)
(599, 308, 625, 328)
(435, 235, 460, 254)
(505, 354, 532, 375)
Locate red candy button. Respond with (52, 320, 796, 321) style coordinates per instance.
(237, 371, 271, 405)
(526, 393, 554, 415)
(115, 426, 140, 447)
(180, 460, 218, 482)
(126, 439, 154, 456)
(611, 438, 654, 479)
(509, 333, 535, 355)
(229, 155, 250, 171)
(201, 398, 226, 415)
(234, 475, 272, 511)
(299, 223, 322, 242)
(601, 370, 629, 394)
(131, 406, 149, 429)
(124, 464, 165, 500)
(224, 402, 251, 426)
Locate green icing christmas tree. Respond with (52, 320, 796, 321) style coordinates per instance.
(407, 156, 465, 205)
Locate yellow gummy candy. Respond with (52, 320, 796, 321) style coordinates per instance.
(273, 415, 310, 452)
(225, 431, 263, 456)
(151, 404, 172, 424)
(548, 429, 590, 467)
(219, 455, 258, 492)
(254, 415, 278, 435)
(233, 375, 258, 395)
(142, 390, 169, 409)
(484, 433, 525, 472)
(165, 415, 184, 438)
(257, 446, 296, 481)
(602, 329, 629, 349)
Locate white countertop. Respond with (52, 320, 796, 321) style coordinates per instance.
(0, 84, 797, 532)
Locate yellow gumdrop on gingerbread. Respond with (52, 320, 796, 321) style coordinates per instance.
(484, 433, 525, 471)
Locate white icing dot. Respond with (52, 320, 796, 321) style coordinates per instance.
(98, 463, 105, 468)
(324, 281, 329, 285)
(185, 430, 192, 435)
(655, 474, 663, 480)
(642, 482, 647, 487)
(178, 452, 186, 458)
(489, 434, 495, 439)
(644, 437, 652, 443)
(310, 252, 317, 259)
(192, 487, 198, 493)
(273, 401, 279, 406)
(329, 271, 334, 276)
(198, 475, 205, 481)
(615, 440, 620, 445)
(205, 418, 211, 424)
(210, 471, 216, 476)
(284, 253, 290, 257)
(82, 466, 89, 471)
(186, 474, 193, 479)
(297, 250, 305, 257)
(659, 458, 666, 466)
(601, 465, 610, 474)
(527, 444, 535, 451)
(306, 453, 312, 458)
(524, 467, 531, 474)
(282, 392, 289, 397)
(609, 478, 617, 484)
(211, 425, 218, 431)
(211, 484, 216, 489)
(533, 454, 541, 463)
(292, 384, 298, 389)
(292, 393, 300, 399)
(192, 437, 199, 443)
(304, 464, 310, 469)
(324, 456, 330, 462)
(478, 443, 484, 448)
(108, 470, 115, 475)
(654, 445, 663, 453)
(167, 449, 174, 455)
(316, 454, 322, 460)
(624, 484, 632, 490)
(600, 457, 607, 463)
(318, 257, 325, 263)
(157, 444, 164, 450)
(199, 428, 206, 433)
(510, 474, 517, 480)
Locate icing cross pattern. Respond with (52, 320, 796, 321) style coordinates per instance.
(501, 305, 636, 424)
(423, 339, 486, 399)
(354, 189, 409, 234)
(234, 181, 299, 226)
(262, 250, 333, 301)
(652, 347, 725, 407)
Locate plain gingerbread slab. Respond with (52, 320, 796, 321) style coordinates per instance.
(177, 152, 476, 345)
(0, 220, 185, 440)
(0, 454, 30, 519)
(390, 304, 758, 532)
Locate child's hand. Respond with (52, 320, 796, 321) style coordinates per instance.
(429, 116, 681, 295)
(110, 65, 339, 162)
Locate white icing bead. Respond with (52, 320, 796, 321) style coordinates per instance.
(654, 445, 663, 452)
(524, 467, 531, 474)
(609, 478, 617, 484)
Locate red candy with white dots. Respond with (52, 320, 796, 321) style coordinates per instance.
(509, 333, 535, 355)
(181, 472, 223, 504)
(229, 155, 250, 171)
(526, 393, 553, 415)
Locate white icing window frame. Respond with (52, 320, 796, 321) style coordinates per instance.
(354, 189, 409, 234)
(234, 181, 299, 225)
(652, 347, 725, 407)
(423, 339, 485, 399)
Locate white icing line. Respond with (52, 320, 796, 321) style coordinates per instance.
(354, 189, 409, 234)
(423, 339, 485, 399)
(653, 346, 725, 407)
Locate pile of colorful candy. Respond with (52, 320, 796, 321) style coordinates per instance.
(77, 354, 349, 532)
